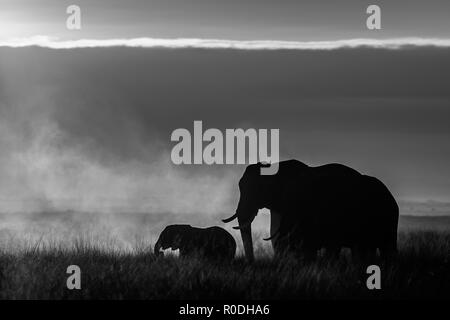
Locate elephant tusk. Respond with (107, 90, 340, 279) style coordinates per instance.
(263, 228, 280, 241)
(232, 221, 252, 230)
(222, 212, 238, 223)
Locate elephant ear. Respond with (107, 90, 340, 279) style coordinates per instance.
(173, 225, 191, 250)
(171, 234, 183, 250)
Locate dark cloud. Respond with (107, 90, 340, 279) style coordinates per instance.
(0, 46, 449, 215)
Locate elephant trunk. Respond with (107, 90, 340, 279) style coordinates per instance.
(154, 240, 162, 257)
(238, 216, 254, 261)
(226, 198, 257, 261)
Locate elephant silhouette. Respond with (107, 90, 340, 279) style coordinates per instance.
(154, 224, 236, 261)
(222, 160, 399, 261)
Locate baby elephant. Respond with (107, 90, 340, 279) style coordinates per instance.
(154, 225, 236, 261)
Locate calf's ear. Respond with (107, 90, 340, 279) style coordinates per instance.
(172, 234, 183, 250)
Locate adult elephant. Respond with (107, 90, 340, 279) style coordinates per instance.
(273, 173, 399, 259)
(222, 160, 398, 261)
(154, 225, 236, 261)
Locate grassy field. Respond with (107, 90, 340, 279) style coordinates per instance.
(0, 229, 448, 300)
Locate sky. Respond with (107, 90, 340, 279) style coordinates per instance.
(0, 0, 449, 219)
(1, 0, 450, 41)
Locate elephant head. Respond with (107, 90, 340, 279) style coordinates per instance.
(223, 160, 312, 261)
(154, 224, 191, 256)
(222, 162, 284, 261)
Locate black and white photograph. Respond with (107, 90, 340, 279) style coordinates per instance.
(0, 0, 449, 310)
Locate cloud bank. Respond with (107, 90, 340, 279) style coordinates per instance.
(2, 36, 450, 50)
(1, 45, 450, 220)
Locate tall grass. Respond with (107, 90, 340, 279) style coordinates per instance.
(0, 230, 448, 299)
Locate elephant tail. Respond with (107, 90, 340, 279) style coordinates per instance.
(362, 175, 399, 258)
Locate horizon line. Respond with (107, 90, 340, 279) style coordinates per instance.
(1, 36, 450, 50)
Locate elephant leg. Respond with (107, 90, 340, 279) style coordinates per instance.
(302, 241, 318, 261)
(352, 245, 377, 263)
(180, 244, 196, 258)
(379, 234, 398, 261)
(380, 246, 397, 261)
(273, 236, 290, 258)
(325, 245, 341, 259)
(303, 248, 317, 260)
(270, 210, 282, 253)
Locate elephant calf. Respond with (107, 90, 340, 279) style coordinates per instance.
(154, 224, 236, 261)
